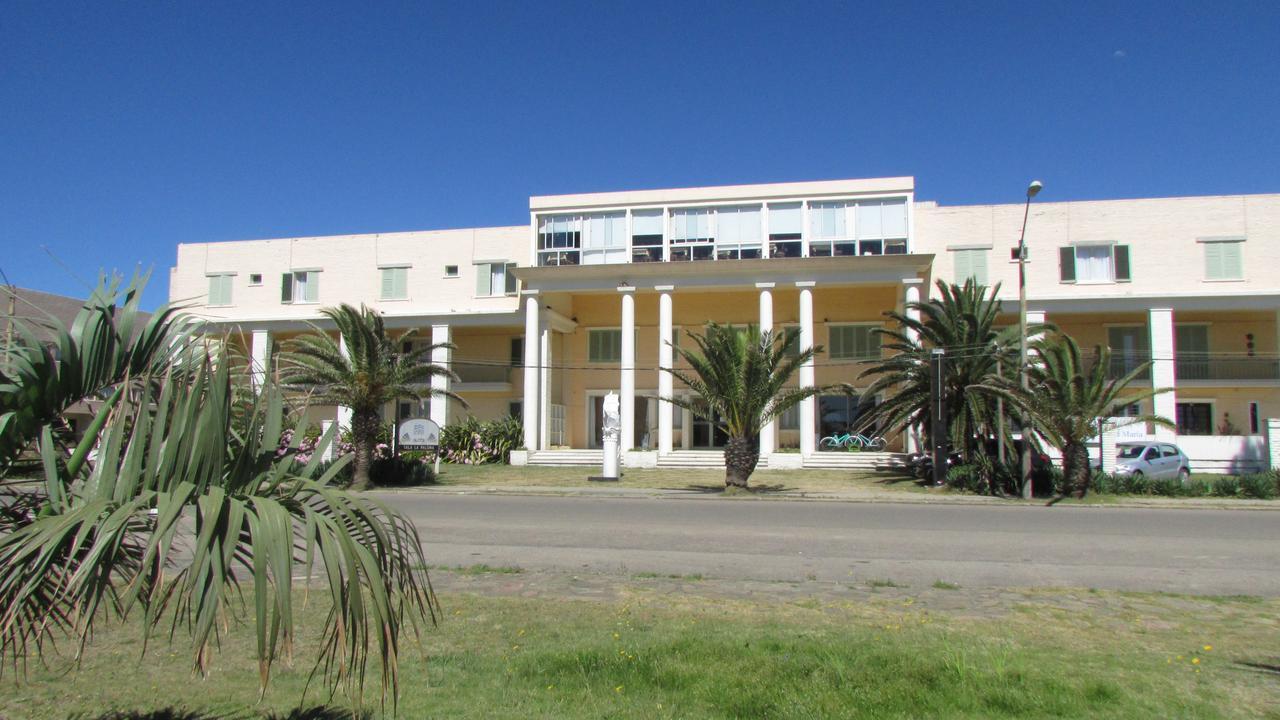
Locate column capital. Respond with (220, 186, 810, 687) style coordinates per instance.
(795, 281, 816, 288)
(755, 282, 776, 289)
(617, 285, 636, 293)
(520, 289, 540, 296)
(654, 284, 675, 292)
(902, 278, 924, 285)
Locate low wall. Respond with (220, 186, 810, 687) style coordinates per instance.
(1176, 435, 1267, 475)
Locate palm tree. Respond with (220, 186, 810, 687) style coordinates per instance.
(0, 278, 437, 708)
(974, 333, 1172, 497)
(281, 304, 461, 490)
(856, 280, 1031, 463)
(660, 323, 824, 489)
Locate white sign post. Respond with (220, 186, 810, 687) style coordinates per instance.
(399, 418, 443, 474)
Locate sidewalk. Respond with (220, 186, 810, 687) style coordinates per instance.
(380, 482, 1280, 510)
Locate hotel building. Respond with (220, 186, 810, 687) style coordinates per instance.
(170, 177, 1280, 472)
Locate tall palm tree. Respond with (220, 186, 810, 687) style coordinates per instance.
(660, 323, 824, 489)
(856, 280, 1032, 463)
(974, 333, 1172, 497)
(281, 304, 461, 490)
(0, 278, 437, 708)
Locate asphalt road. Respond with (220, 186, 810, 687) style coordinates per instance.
(380, 492, 1280, 596)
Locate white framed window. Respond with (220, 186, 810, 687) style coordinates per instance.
(248, 273, 263, 286)
(631, 208, 664, 262)
(588, 329, 623, 363)
(669, 208, 714, 262)
(1059, 244, 1131, 284)
(714, 205, 762, 260)
(476, 262, 517, 297)
(537, 214, 582, 266)
(828, 324, 881, 361)
(380, 266, 408, 300)
(807, 201, 854, 257)
(951, 248, 989, 285)
(207, 274, 233, 306)
(1201, 238, 1243, 281)
(281, 271, 319, 304)
(444, 265, 459, 278)
(768, 202, 803, 258)
(808, 199, 908, 257)
(583, 212, 627, 265)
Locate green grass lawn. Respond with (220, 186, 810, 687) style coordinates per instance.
(6, 583, 1278, 719)
(428, 463, 926, 495)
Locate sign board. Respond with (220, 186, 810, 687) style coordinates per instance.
(398, 418, 441, 450)
(1107, 418, 1151, 442)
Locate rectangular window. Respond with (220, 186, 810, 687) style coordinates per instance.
(1250, 401, 1260, 434)
(380, 267, 408, 300)
(509, 401, 522, 419)
(444, 265, 459, 278)
(669, 208, 714, 262)
(1175, 324, 1209, 381)
(281, 271, 319, 304)
(1060, 244, 1131, 283)
(476, 262, 517, 297)
(588, 329, 623, 363)
(828, 325, 881, 361)
(808, 201, 855, 257)
(779, 403, 799, 430)
(951, 249, 989, 285)
(510, 337, 524, 366)
(767, 202, 802, 258)
(1203, 239, 1243, 280)
(1106, 326, 1149, 378)
(537, 215, 583, 266)
(248, 273, 263, 286)
(714, 205, 763, 260)
(1176, 402, 1213, 436)
(207, 274, 233, 306)
(583, 212, 627, 265)
(631, 209, 664, 262)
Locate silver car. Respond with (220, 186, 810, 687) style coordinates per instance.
(1114, 442, 1191, 481)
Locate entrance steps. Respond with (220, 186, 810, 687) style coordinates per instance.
(526, 450, 603, 466)
(802, 451, 909, 471)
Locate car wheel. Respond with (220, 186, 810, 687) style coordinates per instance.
(1178, 467, 1190, 483)
(1130, 470, 1143, 480)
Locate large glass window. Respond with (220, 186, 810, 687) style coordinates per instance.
(207, 274, 233, 306)
(715, 205, 762, 260)
(631, 209, 664, 262)
(670, 208, 714, 261)
(768, 202, 802, 258)
(537, 215, 582, 266)
(808, 202, 855, 257)
(281, 271, 319, 304)
(828, 325, 881, 361)
(817, 394, 875, 445)
(583, 212, 627, 265)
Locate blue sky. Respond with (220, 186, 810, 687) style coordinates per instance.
(3, 1, 1278, 309)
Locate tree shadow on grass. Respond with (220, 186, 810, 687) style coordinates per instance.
(1235, 659, 1280, 678)
(664, 483, 794, 494)
(73, 707, 367, 720)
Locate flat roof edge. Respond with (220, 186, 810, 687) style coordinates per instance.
(529, 176, 916, 211)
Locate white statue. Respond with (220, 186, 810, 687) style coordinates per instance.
(602, 392, 621, 442)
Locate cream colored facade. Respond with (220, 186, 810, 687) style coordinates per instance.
(169, 178, 1280, 471)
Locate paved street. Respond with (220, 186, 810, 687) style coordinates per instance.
(379, 492, 1280, 596)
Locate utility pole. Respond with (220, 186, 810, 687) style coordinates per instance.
(930, 348, 947, 487)
(996, 352, 1005, 463)
(1017, 180, 1043, 499)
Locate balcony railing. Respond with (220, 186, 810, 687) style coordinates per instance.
(1175, 354, 1280, 382)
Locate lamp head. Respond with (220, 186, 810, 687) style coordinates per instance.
(1027, 180, 1043, 199)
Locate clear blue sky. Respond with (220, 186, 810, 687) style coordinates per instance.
(3, 1, 1278, 309)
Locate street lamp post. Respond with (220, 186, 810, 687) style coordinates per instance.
(1018, 180, 1043, 500)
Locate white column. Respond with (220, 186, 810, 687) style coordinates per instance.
(1267, 418, 1280, 470)
(797, 282, 817, 456)
(657, 286, 674, 455)
(429, 324, 450, 427)
(336, 334, 352, 430)
(620, 287, 636, 452)
(1149, 308, 1177, 440)
(539, 325, 551, 450)
(522, 293, 540, 450)
(249, 329, 271, 390)
(757, 282, 776, 456)
(902, 280, 922, 453)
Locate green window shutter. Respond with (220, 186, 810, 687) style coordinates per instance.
(1221, 241, 1242, 279)
(396, 267, 408, 298)
(303, 272, 319, 303)
(1059, 247, 1076, 282)
(504, 263, 518, 294)
(969, 250, 988, 285)
(1204, 242, 1223, 280)
(281, 273, 293, 303)
(1114, 245, 1131, 281)
(381, 268, 395, 299)
(476, 264, 492, 296)
(953, 250, 971, 284)
(208, 276, 229, 305)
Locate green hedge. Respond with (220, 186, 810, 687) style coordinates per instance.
(439, 416, 523, 464)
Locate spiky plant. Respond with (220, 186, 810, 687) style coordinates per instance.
(280, 304, 461, 490)
(973, 333, 1172, 497)
(0, 279, 439, 710)
(660, 323, 825, 488)
(856, 279, 1032, 463)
